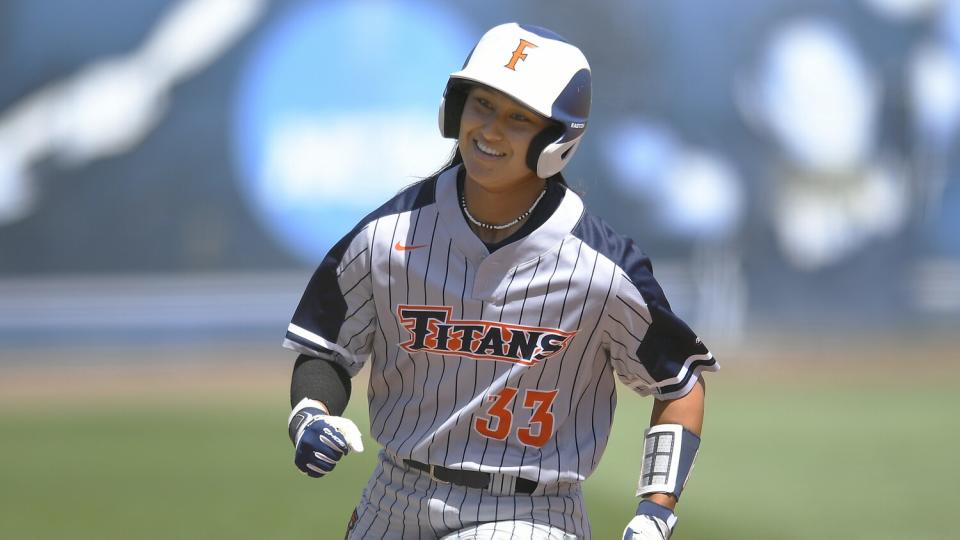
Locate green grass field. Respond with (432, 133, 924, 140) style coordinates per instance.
(1, 351, 957, 539)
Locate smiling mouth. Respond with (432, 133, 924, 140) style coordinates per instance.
(474, 139, 506, 158)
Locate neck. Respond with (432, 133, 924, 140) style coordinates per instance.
(462, 174, 547, 226)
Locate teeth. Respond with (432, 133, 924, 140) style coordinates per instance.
(476, 140, 505, 157)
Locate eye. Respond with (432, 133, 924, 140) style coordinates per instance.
(510, 112, 531, 123)
(475, 97, 493, 109)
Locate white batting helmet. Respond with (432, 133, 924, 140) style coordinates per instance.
(439, 23, 592, 178)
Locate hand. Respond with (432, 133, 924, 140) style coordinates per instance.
(623, 500, 676, 540)
(288, 401, 364, 478)
(622, 515, 670, 540)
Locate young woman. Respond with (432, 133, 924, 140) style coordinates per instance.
(284, 23, 717, 539)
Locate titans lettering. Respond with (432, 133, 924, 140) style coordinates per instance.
(396, 305, 576, 366)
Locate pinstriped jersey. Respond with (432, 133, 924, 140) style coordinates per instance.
(284, 165, 718, 484)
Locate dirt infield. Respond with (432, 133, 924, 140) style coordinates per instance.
(0, 343, 293, 404)
(0, 333, 955, 404)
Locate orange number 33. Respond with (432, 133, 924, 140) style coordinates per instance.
(474, 387, 559, 448)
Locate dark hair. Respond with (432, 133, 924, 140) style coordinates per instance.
(425, 145, 464, 180)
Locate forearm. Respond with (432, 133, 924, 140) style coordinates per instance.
(650, 378, 705, 435)
(644, 378, 706, 510)
(290, 354, 352, 415)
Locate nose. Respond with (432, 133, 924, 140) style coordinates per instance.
(479, 114, 504, 140)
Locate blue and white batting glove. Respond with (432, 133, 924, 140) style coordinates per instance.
(288, 397, 364, 478)
(622, 500, 677, 540)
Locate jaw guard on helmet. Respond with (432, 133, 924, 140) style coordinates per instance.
(438, 23, 592, 179)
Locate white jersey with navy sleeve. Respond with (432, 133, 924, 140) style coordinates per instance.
(284, 164, 718, 486)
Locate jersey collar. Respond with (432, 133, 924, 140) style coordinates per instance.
(436, 165, 585, 299)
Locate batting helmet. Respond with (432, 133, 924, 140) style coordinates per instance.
(439, 23, 592, 178)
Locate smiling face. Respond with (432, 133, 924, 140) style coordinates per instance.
(458, 85, 551, 192)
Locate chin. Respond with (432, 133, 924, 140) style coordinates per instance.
(461, 157, 498, 183)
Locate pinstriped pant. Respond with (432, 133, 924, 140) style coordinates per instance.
(346, 450, 590, 539)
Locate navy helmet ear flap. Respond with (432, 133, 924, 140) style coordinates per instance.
(439, 82, 470, 138)
(525, 122, 565, 174)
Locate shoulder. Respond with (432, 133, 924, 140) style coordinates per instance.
(569, 207, 672, 307)
(570, 207, 653, 283)
(326, 174, 440, 261)
(360, 175, 439, 227)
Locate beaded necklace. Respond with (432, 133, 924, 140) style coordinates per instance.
(460, 188, 547, 230)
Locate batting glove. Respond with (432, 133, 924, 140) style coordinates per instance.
(622, 500, 677, 540)
(288, 397, 364, 478)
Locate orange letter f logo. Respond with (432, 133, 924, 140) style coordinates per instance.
(505, 39, 537, 70)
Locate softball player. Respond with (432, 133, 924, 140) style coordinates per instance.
(284, 23, 717, 539)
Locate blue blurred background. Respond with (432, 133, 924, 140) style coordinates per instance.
(1, 0, 958, 352)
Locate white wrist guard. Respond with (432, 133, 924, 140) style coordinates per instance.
(637, 424, 700, 499)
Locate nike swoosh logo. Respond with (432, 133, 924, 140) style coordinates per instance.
(394, 241, 427, 251)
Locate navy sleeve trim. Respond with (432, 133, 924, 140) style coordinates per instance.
(658, 356, 717, 396)
(572, 211, 718, 391)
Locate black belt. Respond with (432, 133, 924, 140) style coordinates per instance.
(403, 459, 538, 494)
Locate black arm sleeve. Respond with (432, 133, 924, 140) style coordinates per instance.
(290, 354, 352, 415)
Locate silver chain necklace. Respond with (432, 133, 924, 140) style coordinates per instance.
(460, 188, 547, 230)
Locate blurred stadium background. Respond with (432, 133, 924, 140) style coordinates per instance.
(1, 0, 958, 538)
